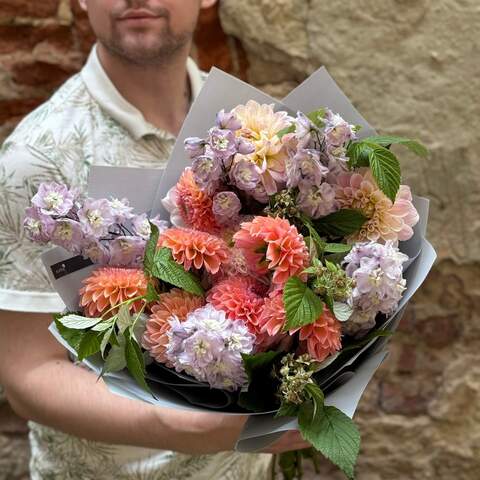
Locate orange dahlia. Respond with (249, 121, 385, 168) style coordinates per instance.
(296, 309, 342, 362)
(142, 288, 204, 365)
(233, 216, 309, 285)
(79, 267, 148, 318)
(158, 227, 229, 275)
(174, 168, 218, 233)
(207, 276, 267, 337)
(258, 289, 286, 336)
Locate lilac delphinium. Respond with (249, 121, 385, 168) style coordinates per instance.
(324, 109, 357, 147)
(229, 159, 261, 191)
(166, 304, 255, 391)
(343, 241, 408, 337)
(109, 236, 146, 267)
(216, 109, 242, 131)
(191, 154, 222, 193)
(184, 137, 206, 158)
(82, 237, 110, 265)
(23, 207, 55, 243)
(131, 213, 151, 239)
(51, 219, 84, 254)
(31, 182, 75, 216)
(212, 191, 241, 226)
(208, 127, 238, 161)
(109, 198, 134, 224)
(297, 180, 338, 219)
(78, 198, 114, 237)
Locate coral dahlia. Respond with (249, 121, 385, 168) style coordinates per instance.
(142, 288, 205, 365)
(79, 267, 148, 318)
(296, 309, 342, 362)
(162, 168, 218, 233)
(158, 227, 229, 275)
(233, 216, 309, 285)
(207, 276, 266, 339)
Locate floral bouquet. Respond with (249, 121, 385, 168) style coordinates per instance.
(24, 68, 436, 479)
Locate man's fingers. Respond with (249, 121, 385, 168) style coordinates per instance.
(261, 430, 312, 454)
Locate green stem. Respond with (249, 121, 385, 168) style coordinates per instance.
(100, 294, 145, 319)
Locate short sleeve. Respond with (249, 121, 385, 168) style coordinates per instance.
(0, 141, 65, 313)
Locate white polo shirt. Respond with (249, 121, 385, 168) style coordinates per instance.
(0, 46, 272, 480)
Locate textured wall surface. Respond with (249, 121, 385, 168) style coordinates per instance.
(1, 0, 479, 479)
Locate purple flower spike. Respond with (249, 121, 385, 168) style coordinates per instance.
(23, 207, 55, 243)
(216, 109, 242, 131)
(191, 154, 222, 192)
(229, 159, 260, 191)
(297, 180, 338, 219)
(78, 198, 115, 238)
(236, 137, 255, 155)
(82, 237, 110, 265)
(212, 191, 241, 225)
(109, 236, 146, 267)
(184, 137, 206, 159)
(131, 213, 151, 239)
(108, 198, 134, 223)
(31, 182, 75, 216)
(208, 127, 237, 160)
(51, 219, 84, 254)
(165, 304, 254, 391)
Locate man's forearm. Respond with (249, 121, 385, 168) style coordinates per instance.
(6, 356, 187, 451)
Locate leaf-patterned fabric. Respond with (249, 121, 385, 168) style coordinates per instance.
(0, 46, 272, 479)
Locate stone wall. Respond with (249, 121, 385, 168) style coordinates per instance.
(1, 1, 479, 479)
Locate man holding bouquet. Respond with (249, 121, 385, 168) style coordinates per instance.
(0, 1, 310, 478)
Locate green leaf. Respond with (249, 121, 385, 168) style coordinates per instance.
(77, 331, 102, 360)
(324, 243, 352, 254)
(333, 302, 354, 322)
(145, 282, 159, 302)
(277, 124, 296, 139)
(299, 403, 360, 480)
(100, 325, 114, 357)
(315, 209, 367, 237)
(152, 247, 204, 296)
(346, 141, 372, 168)
(91, 320, 115, 332)
(368, 145, 401, 202)
(58, 314, 102, 329)
(124, 332, 151, 393)
(275, 402, 300, 418)
(307, 108, 327, 127)
(238, 351, 282, 412)
(54, 318, 85, 351)
(363, 135, 428, 157)
(117, 305, 132, 334)
(104, 342, 127, 373)
(283, 277, 324, 331)
(143, 222, 159, 276)
(304, 383, 325, 414)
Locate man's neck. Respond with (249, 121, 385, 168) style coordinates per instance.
(97, 43, 191, 136)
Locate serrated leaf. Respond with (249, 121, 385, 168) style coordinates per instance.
(143, 222, 159, 276)
(124, 332, 151, 393)
(367, 145, 401, 202)
(302, 266, 318, 275)
(315, 209, 367, 238)
(363, 135, 428, 157)
(346, 141, 372, 168)
(152, 247, 204, 296)
(91, 320, 115, 332)
(100, 325, 114, 357)
(324, 243, 352, 254)
(277, 124, 296, 139)
(54, 318, 85, 351)
(275, 402, 300, 418)
(333, 302, 353, 322)
(283, 277, 324, 331)
(299, 403, 360, 480)
(58, 314, 102, 329)
(117, 305, 132, 334)
(78, 331, 102, 360)
(104, 342, 127, 373)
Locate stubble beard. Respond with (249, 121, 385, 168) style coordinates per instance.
(99, 22, 193, 67)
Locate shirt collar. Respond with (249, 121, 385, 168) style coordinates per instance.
(80, 44, 204, 140)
